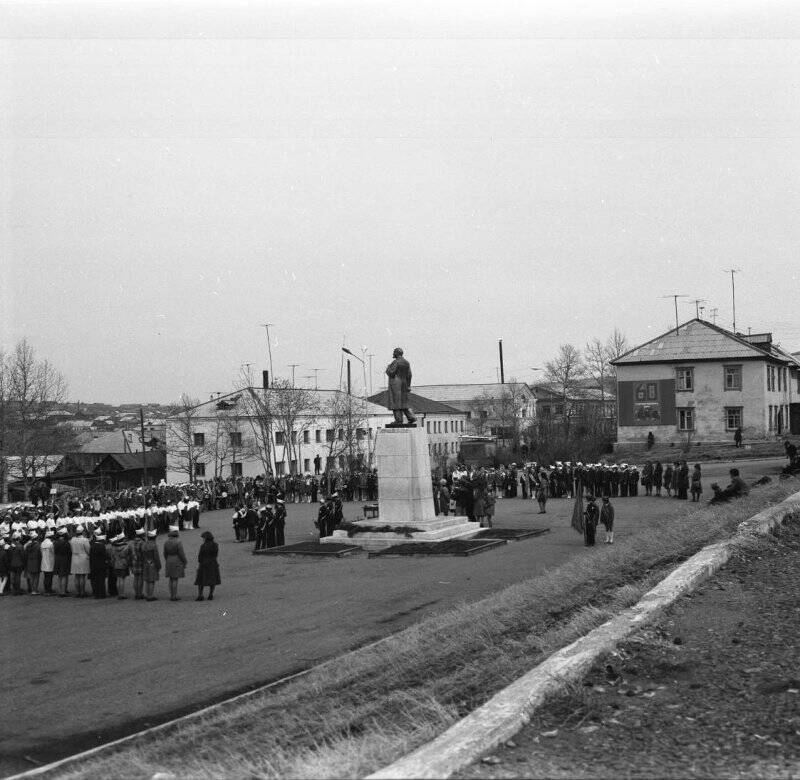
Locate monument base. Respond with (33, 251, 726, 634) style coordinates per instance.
(323, 516, 479, 552)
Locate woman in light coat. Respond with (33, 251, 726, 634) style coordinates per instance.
(162, 526, 188, 602)
(69, 526, 91, 598)
(40, 530, 55, 595)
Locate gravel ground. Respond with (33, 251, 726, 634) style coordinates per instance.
(460, 515, 800, 779)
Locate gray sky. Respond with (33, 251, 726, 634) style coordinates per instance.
(3, 0, 800, 404)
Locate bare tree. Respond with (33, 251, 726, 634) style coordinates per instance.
(494, 380, 527, 451)
(544, 344, 586, 434)
(238, 387, 278, 477)
(2, 340, 71, 497)
(271, 379, 319, 474)
(322, 391, 369, 472)
(166, 394, 206, 482)
(584, 338, 608, 401)
(605, 328, 629, 383)
(468, 390, 494, 436)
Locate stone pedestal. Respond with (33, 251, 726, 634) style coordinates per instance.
(323, 426, 478, 551)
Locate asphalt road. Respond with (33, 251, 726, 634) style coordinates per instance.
(0, 457, 786, 775)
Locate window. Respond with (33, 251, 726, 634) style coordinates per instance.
(725, 407, 742, 430)
(326, 429, 334, 442)
(676, 367, 694, 392)
(338, 455, 345, 469)
(480, 410, 488, 419)
(231, 462, 243, 476)
(767, 365, 776, 391)
(337, 428, 344, 441)
(724, 365, 742, 391)
(466, 411, 472, 420)
(460, 421, 464, 432)
(194, 462, 206, 477)
(426, 421, 431, 433)
(193, 432, 205, 447)
(357, 428, 366, 440)
(291, 431, 297, 444)
(369, 428, 373, 438)
(276, 461, 285, 475)
(230, 431, 242, 447)
(539, 405, 551, 418)
(677, 408, 694, 431)
(778, 368, 783, 392)
(275, 431, 285, 445)
(303, 430, 310, 444)
(555, 404, 564, 416)
(315, 429, 321, 443)
(290, 459, 297, 474)
(303, 458, 311, 473)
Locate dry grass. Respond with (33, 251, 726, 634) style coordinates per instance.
(53, 480, 800, 780)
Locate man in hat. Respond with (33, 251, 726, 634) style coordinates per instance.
(131, 527, 146, 599)
(274, 496, 287, 547)
(89, 530, 108, 598)
(40, 528, 55, 595)
(385, 347, 416, 426)
(583, 496, 599, 547)
(600, 496, 615, 544)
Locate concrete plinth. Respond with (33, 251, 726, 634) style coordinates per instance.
(323, 426, 479, 551)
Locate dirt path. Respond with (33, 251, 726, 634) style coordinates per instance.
(459, 513, 800, 779)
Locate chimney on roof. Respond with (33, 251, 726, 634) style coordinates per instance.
(262, 370, 269, 389)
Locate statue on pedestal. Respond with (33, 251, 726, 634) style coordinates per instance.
(385, 347, 416, 427)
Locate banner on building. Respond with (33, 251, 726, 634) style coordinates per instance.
(617, 379, 676, 426)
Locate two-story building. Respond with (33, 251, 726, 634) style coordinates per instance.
(166, 388, 394, 482)
(611, 318, 800, 445)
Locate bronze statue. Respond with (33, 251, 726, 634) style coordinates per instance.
(385, 347, 416, 426)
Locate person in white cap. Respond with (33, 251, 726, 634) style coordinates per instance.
(54, 527, 72, 596)
(89, 530, 108, 599)
(69, 525, 91, 598)
(110, 532, 132, 599)
(40, 529, 55, 595)
(131, 527, 146, 600)
(24, 530, 42, 595)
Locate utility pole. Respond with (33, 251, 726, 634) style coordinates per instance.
(242, 362, 254, 386)
(287, 364, 299, 387)
(661, 294, 689, 330)
(723, 269, 741, 332)
(260, 324, 274, 387)
(710, 307, 719, 325)
(498, 339, 505, 384)
(309, 368, 322, 390)
(368, 354, 374, 396)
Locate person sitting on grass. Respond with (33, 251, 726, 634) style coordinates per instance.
(709, 468, 750, 504)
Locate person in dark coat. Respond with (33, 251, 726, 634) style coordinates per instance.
(600, 496, 615, 544)
(142, 529, 161, 601)
(162, 526, 187, 601)
(24, 533, 42, 595)
(274, 498, 286, 547)
(89, 531, 108, 598)
(195, 531, 221, 600)
(53, 528, 72, 596)
(652, 461, 663, 496)
(583, 496, 599, 547)
(663, 463, 673, 497)
(8, 534, 25, 595)
(690, 464, 703, 502)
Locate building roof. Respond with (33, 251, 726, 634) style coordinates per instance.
(611, 318, 800, 366)
(78, 430, 142, 454)
(175, 388, 394, 419)
(367, 390, 465, 415)
(407, 382, 534, 404)
(95, 451, 165, 472)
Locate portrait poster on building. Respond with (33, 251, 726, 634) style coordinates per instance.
(633, 381, 660, 425)
(617, 379, 676, 427)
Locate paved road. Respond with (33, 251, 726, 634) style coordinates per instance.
(0, 457, 786, 774)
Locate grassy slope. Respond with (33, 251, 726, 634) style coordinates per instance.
(56, 479, 800, 780)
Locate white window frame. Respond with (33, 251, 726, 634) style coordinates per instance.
(723, 365, 742, 391)
(677, 408, 694, 431)
(676, 367, 694, 392)
(724, 407, 742, 431)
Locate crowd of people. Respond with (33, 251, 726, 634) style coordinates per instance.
(0, 486, 220, 600)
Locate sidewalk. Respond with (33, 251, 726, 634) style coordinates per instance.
(459, 516, 800, 779)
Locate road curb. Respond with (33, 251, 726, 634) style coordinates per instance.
(368, 489, 800, 780)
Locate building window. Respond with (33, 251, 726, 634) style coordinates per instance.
(275, 431, 285, 445)
(460, 421, 464, 432)
(193, 432, 205, 447)
(291, 431, 297, 444)
(231, 462, 243, 476)
(539, 405, 550, 418)
(337, 428, 344, 440)
(369, 428, 373, 438)
(677, 408, 694, 431)
(303, 430, 310, 444)
(326, 429, 334, 443)
(480, 410, 488, 419)
(676, 367, 694, 392)
(357, 428, 366, 440)
(303, 458, 310, 473)
(315, 429, 321, 443)
(767, 365, 776, 391)
(555, 404, 564, 416)
(194, 462, 206, 477)
(276, 461, 285, 475)
(444, 421, 448, 434)
(426, 421, 431, 433)
(466, 411, 472, 420)
(290, 459, 297, 474)
(338, 455, 345, 469)
(725, 407, 742, 430)
(723, 365, 742, 391)
(229, 431, 242, 447)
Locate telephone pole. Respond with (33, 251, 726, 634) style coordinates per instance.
(690, 298, 707, 319)
(710, 307, 719, 325)
(260, 324, 274, 386)
(287, 364, 299, 387)
(661, 294, 689, 330)
(723, 269, 741, 332)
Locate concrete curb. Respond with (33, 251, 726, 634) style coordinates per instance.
(368, 489, 800, 780)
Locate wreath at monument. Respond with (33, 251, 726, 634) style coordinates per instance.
(337, 522, 423, 539)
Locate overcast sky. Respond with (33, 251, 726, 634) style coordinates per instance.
(2, 0, 800, 404)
